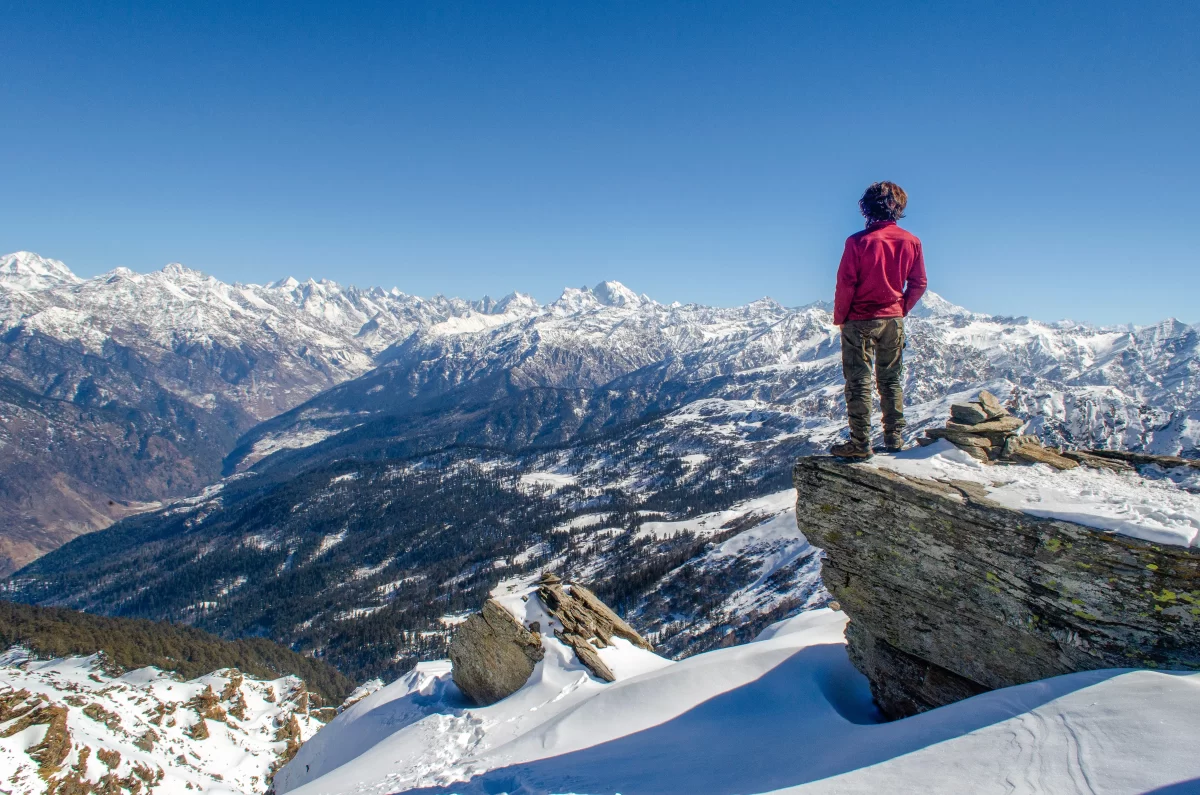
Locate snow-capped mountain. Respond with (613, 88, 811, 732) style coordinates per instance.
(0, 252, 538, 574)
(230, 273, 1200, 477)
(0, 649, 325, 795)
(0, 252, 541, 417)
(0, 252, 81, 291)
(5, 249, 1200, 680)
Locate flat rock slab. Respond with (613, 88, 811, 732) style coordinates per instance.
(793, 456, 1200, 720)
(949, 403, 990, 425)
(1082, 449, 1200, 471)
(1004, 439, 1079, 470)
(977, 390, 1007, 418)
(924, 427, 992, 447)
(945, 415, 1023, 433)
(1063, 450, 1136, 472)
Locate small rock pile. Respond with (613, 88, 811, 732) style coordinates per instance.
(917, 390, 1078, 470)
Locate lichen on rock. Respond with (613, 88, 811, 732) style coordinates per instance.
(793, 455, 1200, 719)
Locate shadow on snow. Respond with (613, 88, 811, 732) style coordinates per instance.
(398, 643, 1135, 795)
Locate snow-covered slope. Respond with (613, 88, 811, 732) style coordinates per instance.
(0, 253, 81, 291)
(0, 648, 324, 795)
(275, 607, 1200, 795)
(12, 247, 1200, 679)
(0, 253, 540, 418)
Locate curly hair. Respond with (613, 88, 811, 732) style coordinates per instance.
(859, 181, 907, 223)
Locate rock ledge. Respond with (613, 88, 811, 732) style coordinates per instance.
(793, 456, 1200, 719)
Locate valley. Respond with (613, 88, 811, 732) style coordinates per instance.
(4, 250, 1198, 684)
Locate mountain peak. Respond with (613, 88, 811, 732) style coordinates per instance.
(494, 291, 540, 314)
(592, 280, 643, 307)
(908, 291, 981, 320)
(551, 281, 647, 312)
(271, 276, 302, 291)
(0, 251, 81, 290)
(160, 262, 206, 280)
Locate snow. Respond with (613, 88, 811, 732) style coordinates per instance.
(313, 529, 348, 558)
(7, 248, 1200, 481)
(249, 428, 341, 458)
(591, 280, 644, 307)
(510, 541, 549, 566)
(870, 441, 1200, 547)
(0, 651, 322, 795)
(0, 251, 81, 290)
(275, 608, 1200, 795)
(517, 471, 578, 491)
(635, 490, 794, 541)
(427, 312, 524, 336)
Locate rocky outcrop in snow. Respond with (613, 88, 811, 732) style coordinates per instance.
(448, 599, 545, 707)
(793, 454, 1200, 719)
(273, 609, 1200, 795)
(0, 649, 324, 795)
(449, 573, 654, 705)
(534, 573, 654, 682)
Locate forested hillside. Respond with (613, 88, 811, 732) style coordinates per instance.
(0, 599, 353, 702)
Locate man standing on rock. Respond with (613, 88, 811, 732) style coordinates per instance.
(830, 181, 927, 459)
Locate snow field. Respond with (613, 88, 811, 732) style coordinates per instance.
(871, 441, 1200, 547)
(0, 652, 323, 795)
(276, 607, 1200, 795)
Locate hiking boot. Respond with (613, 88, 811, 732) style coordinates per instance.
(883, 430, 905, 453)
(830, 440, 872, 460)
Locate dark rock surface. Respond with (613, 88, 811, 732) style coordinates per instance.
(949, 402, 989, 425)
(449, 599, 545, 706)
(793, 456, 1200, 719)
(1082, 449, 1200, 471)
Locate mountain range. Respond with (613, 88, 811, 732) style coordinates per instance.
(0, 252, 533, 573)
(3, 250, 1198, 681)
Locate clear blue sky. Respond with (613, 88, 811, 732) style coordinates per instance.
(3, 1, 1197, 325)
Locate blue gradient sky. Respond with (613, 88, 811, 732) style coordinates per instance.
(3, 1, 1197, 325)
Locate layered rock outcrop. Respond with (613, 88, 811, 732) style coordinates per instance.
(449, 573, 654, 706)
(536, 573, 654, 682)
(793, 456, 1200, 719)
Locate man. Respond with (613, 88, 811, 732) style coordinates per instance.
(830, 181, 927, 459)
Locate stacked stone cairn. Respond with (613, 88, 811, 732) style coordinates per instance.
(916, 390, 1078, 470)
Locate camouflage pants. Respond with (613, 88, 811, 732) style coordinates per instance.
(841, 318, 906, 444)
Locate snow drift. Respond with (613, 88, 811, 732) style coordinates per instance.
(276, 604, 1200, 795)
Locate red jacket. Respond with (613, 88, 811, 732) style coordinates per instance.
(833, 220, 927, 325)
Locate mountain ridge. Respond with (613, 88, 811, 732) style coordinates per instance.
(2, 250, 1199, 682)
